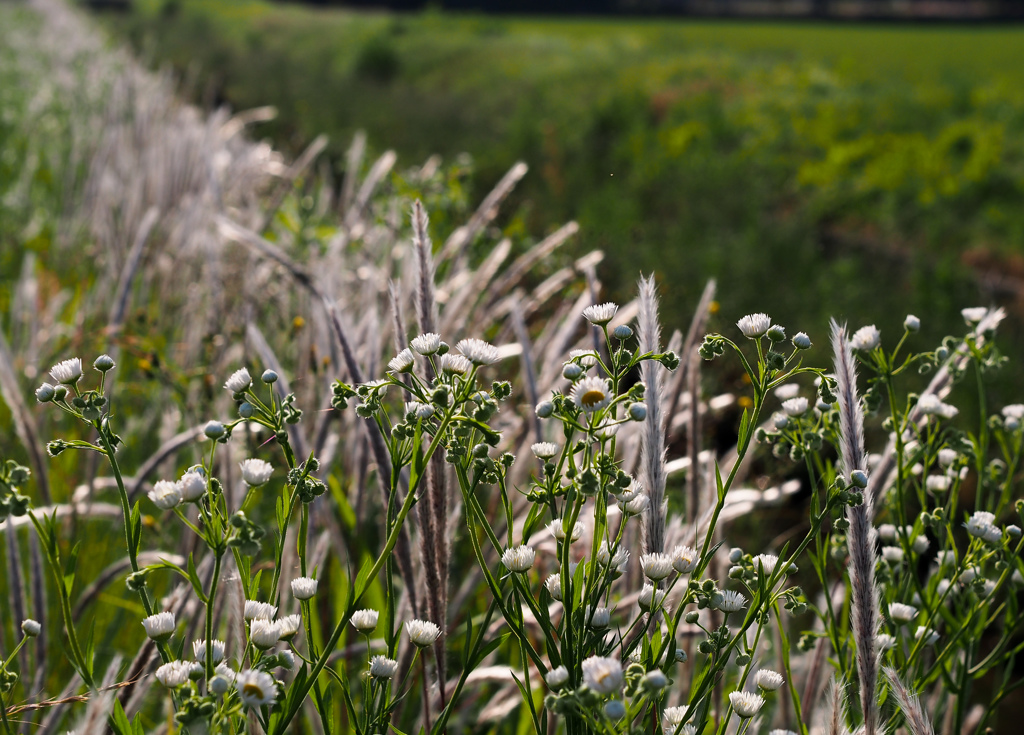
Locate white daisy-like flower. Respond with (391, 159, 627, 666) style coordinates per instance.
(769, 731, 798, 735)
(224, 367, 252, 394)
(587, 606, 611, 628)
(142, 611, 175, 642)
(570, 376, 612, 413)
(236, 669, 277, 707)
(501, 545, 536, 573)
(239, 458, 273, 486)
(904, 314, 921, 331)
(878, 523, 898, 543)
(582, 302, 619, 326)
(774, 384, 800, 400)
(193, 639, 225, 664)
(729, 690, 765, 718)
(387, 349, 415, 373)
(249, 619, 281, 650)
(351, 609, 379, 632)
(148, 480, 182, 510)
(623, 492, 650, 516)
(736, 313, 771, 338)
(405, 619, 441, 647)
(712, 590, 747, 613)
(277, 614, 301, 640)
(531, 442, 559, 460)
(961, 306, 988, 325)
(889, 602, 917, 623)
(369, 655, 398, 679)
(215, 662, 239, 684)
(155, 661, 192, 688)
(781, 397, 808, 417)
(440, 353, 472, 376)
(545, 573, 563, 601)
(882, 546, 905, 564)
(850, 325, 881, 351)
(291, 576, 318, 600)
(244, 600, 277, 621)
(581, 655, 624, 694)
(917, 394, 959, 419)
(961, 566, 978, 584)
(755, 669, 784, 691)
(915, 626, 939, 645)
(178, 470, 207, 501)
(876, 633, 896, 651)
(753, 553, 780, 576)
(641, 552, 675, 581)
(912, 535, 930, 554)
(547, 519, 583, 542)
(456, 338, 499, 365)
(938, 448, 960, 467)
(1003, 404, 1024, 420)
(662, 707, 693, 735)
(926, 475, 951, 492)
(410, 332, 441, 355)
(638, 583, 668, 612)
(964, 511, 1001, 542)
(545, 665, 569, 689)
(569, 349, 599, 367)
(49, 358, 83, 385)
(671, 545, 698, 574)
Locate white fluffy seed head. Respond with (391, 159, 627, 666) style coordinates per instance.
(291, 576, 318, 600)
(501, 545, 536, 573)
(729, 690, 765, 718)
(148, 480, 182, 510)
(224, 367, 252, 394)
(405, 619, 441, 647)
(755, 669, 785, 691)
(351, 609, 379, 632)
(239, 458, 273, 486)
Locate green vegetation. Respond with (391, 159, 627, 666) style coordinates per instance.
(112, 2, 1024, 345)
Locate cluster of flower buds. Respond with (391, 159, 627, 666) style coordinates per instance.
(0, 460, 32, 520)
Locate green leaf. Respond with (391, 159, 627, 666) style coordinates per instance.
(187, 552, 209, 603)
(737, 407, 750, 449)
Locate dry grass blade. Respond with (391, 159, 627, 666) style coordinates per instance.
(0, 329, 50, 504)
(486, 221, 578, 308)
(259, 133, 328, 232)
(217, 215, 324, 300)
(345, 149, 396, 229)
(127, 424, 206, 500)
(72, 551, 185, 619)
(339, 131, 367, 215)
(109, 206, 159, 335)
(439, 161, 527, 263)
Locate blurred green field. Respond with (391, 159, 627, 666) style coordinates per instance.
(113, 2, 1024, 329)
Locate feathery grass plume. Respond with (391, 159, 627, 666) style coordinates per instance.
(258, 133, 327, 232)
(485, 221, 578, 309)
(831, 319, 879, 735)
(825, 677, 852, 735)
(883, 666, 934, 735)
(638, 275, 667, 555)
(411, 199, 449, 704)
(440, 161, 527, 263)
(510, 304, 543, 445)
(0, 329, 50, 503)
(345, 149, 397, 229)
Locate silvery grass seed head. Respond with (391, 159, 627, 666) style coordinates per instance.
(370, 655, 398, 679)
(405, 619, 441, 647)
(250, 619, 281, 650)
(21, 619, 41, 637)
(224, 367, 251, 394)
(35, 383, 55, 403)
(244, 601, 277, 621)
(581, 655, 624, 694)
(142, 611, 175, 642)
(387, 349, 415, 373)
(236, 669, 277, 707)
(850, 325, 880, 351)
(736, 313, 771, 338)
(641, 552, 674, 581)
(291, 576, 318, 600)
(240, 458, 273, 486)
(545, 665, 569, 689)
(672, 545, 698, 574)
(411, 332, 441, 355)
(570, 376, 612, 413)
(278, 614, 301, 641)
(501, 545, 536, 573)
(583, 302, 619, 326)
(193, 639, 225, 663)
(755, 669, 784, 691)
(49, 358, 82, 385)
(179, 470, 206, 502)
(351, 609, 379, 632)
(729, 691, 765, 718)
(155, 661, 191, 688)
(457, 338, 499, 365)
(148, 480, 182, 510)
(889, 602, 917, 623)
